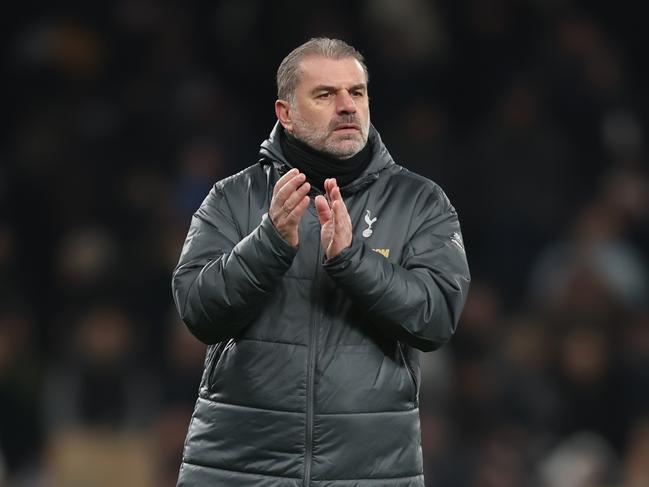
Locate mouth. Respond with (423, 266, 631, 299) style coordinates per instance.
(333, 123, 361, 133)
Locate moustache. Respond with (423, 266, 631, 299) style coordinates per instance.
(329, 116, 362, 132)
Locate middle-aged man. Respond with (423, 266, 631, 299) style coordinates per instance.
(172, 37, 471, 487)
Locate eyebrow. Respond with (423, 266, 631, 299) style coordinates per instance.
(311, 83, 367, 94)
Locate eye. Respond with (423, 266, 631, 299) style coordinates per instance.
(351, 90, 365, 97)
(317, 92, 332, 99)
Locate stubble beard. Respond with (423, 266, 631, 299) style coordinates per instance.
(290, 108, 370, 159)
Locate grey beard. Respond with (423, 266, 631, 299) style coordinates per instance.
(290, 113, 369, 159)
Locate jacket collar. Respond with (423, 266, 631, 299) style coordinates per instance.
(258, 121, 395, 194)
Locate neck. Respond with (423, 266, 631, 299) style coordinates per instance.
(280, 130, 371, 191)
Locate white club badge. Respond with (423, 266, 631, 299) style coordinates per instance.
(362, 210, 378, 238)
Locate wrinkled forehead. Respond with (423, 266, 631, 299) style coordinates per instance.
(296, 55, 367, 91)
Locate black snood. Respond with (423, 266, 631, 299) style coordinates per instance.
(280, 130, 371, 191)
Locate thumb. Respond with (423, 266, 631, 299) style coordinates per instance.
(314, 195, 331, 225)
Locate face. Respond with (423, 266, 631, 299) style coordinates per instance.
(277, 55, 370, 159)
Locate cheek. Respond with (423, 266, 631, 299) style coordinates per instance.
(354, 100, 369, 117)
(360, 107, 371, 127)
(299, 105, 330, 126)
(360, 101, 370, 116)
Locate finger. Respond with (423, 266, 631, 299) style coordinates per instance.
(325, 178, 335, 201)
(275, 172, 307, 204)
(332, 196, 351, 232)
(331, 201, 345, 244)
(325, 180, 336, 204)
(273, 168, 300, 198)
(330, 181, 343, 203)
(282, 182, 311, 213)
(315, 195, 332, 225)
(290, 195, 310, 222)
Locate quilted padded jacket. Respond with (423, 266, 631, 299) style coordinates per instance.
(172, 122, 471, 486)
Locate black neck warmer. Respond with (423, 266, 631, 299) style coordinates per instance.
(280, 129, 372, 191)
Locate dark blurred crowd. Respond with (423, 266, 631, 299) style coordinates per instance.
(2, 1, 648, 486)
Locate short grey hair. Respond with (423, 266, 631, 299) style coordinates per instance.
(276, 37, 369, 103)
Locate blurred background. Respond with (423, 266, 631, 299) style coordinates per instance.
(2, 0, 648, 486)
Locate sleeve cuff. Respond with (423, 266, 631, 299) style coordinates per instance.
(258, 213, 298, 262)
(323, 237, 362, 272)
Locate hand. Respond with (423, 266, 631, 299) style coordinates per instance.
(314, 178, 352, 259)
(269, 168, 311, 247)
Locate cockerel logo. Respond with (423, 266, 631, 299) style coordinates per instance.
(362, 210, 378, 238)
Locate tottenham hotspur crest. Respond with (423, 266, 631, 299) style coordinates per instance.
(362, 210, 378, 238)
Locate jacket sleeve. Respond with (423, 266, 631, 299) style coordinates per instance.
(172, 184, 297, 344)
(323, 185, 470, 352)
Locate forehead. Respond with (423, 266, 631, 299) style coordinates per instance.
(296, 55, 366, 90)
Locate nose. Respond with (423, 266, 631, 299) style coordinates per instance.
(335, 90, 357, 114)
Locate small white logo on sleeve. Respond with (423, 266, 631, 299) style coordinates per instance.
(362, 210, 378, 237)
(450, 232, 465, 252)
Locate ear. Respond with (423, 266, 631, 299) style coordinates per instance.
(275, 99, 294, 133)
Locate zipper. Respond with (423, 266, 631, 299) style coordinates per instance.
(303, 237, 322, 486)
(398, 341, 418, 404)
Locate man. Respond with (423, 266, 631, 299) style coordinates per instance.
(172, 38, 470, 487)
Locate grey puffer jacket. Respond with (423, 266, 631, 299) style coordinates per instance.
(172, 122, 470, 486)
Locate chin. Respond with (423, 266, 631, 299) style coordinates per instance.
(326, 137, 364, 159)
(328, 145, 360, 159)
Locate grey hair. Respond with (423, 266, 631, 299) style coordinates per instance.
(276, 37, 369, 103)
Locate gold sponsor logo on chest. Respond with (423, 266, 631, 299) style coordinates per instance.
(372, 248, 390, 258)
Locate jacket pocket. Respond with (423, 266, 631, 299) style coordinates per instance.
(398, 341, 419, 404)
(204, 339, 233, 392)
